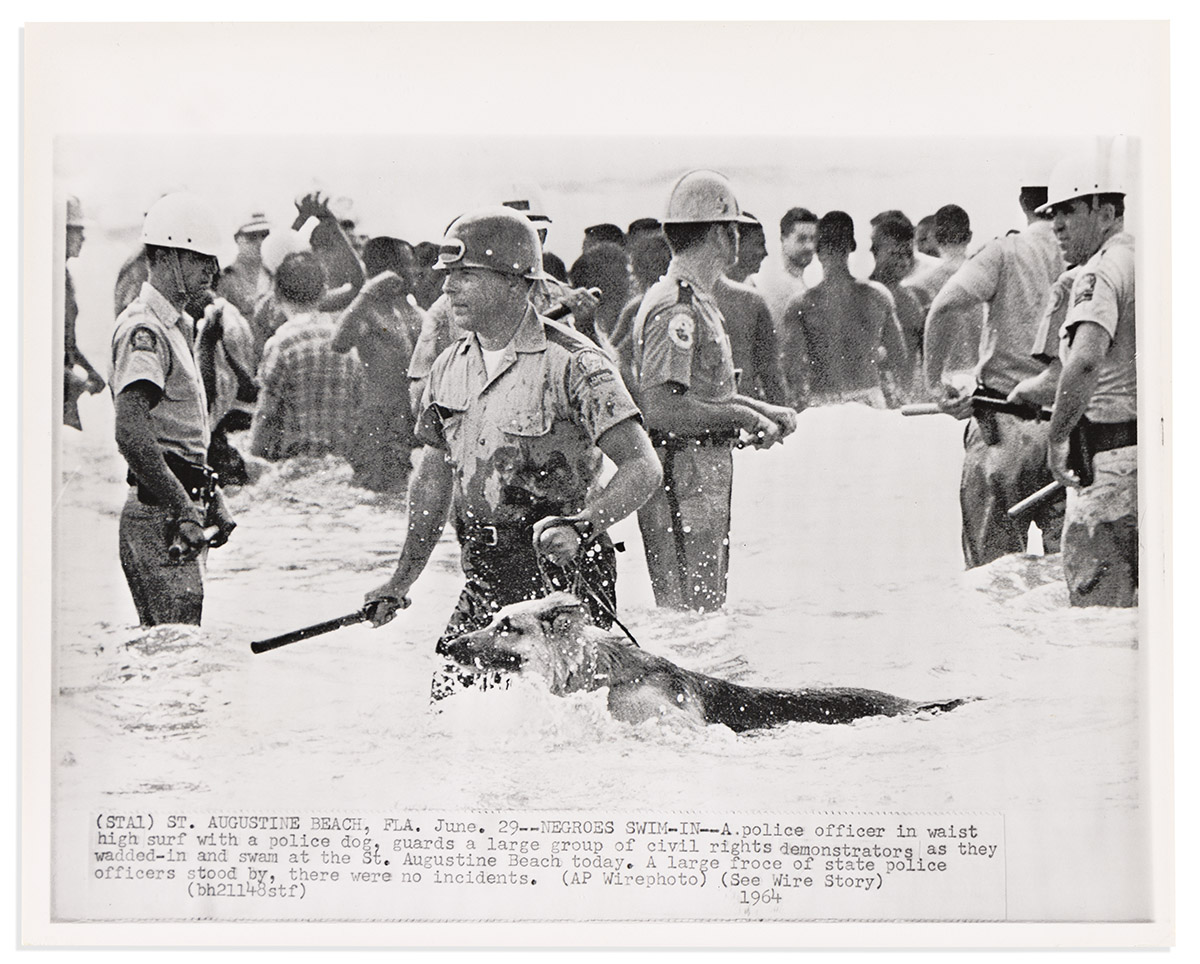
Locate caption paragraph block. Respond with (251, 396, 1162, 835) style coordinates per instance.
(71, 810, 1008, 921)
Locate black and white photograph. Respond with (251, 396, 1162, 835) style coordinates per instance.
(21, 19, 1174, 949)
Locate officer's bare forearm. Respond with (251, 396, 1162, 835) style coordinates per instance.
(640, 383, 762, 437)
(734, 394, 789, 420)
(114, 386, 199, 520)
(385, 447, 454, 590)
(588, 419, 662, 533)
(1049, 322, 1111, 444)
(1014, 361, 1062, 408)
(923, 282, 978, 387)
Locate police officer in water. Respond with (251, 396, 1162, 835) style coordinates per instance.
(364, 207, 661, 695)
(110, 193, 237, 626)
(1038, 145, 1138, 607)
(632, 170, 798, 613)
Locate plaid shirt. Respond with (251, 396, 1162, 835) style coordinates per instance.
(250, 311, 364, 460)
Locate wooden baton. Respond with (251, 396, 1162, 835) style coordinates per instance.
(250, 599, 408, 654)
(1006, 481, 1065, 520)
(250, 606, 375, 655)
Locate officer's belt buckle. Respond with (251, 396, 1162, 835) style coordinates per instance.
(479, 525, 499, 547)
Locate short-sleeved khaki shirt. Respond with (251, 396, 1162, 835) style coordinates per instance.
(631, 264, 737, 408)
(416, 307, 641, 526)
(949, 220, 1066, 394)
(1061, 232, 1136, 424)
(110, 281, 210, 464)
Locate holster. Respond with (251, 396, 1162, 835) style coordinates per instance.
(129, 452, 218, 510)
(1067, 422, 1095, 488)
(973, 407, 1002, 446)
(1068, 417, 1136, 489)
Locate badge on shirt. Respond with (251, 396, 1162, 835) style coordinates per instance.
(130, 326, 158, 352)
(1073, 273, 1097, 307)
(667, 314, 695, 350)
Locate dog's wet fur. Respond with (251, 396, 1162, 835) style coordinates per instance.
(438, 593, 973, 731)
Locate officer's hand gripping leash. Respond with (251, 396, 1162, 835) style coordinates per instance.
(534, 518, 640, 648)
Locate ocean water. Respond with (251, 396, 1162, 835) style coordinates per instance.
(53, 396, 1139, 818)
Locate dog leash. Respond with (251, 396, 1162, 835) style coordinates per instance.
(534, 519, 641, 648)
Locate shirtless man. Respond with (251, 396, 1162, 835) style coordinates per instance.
(747, 206, 819, 333)
(780, 211, 909, 408)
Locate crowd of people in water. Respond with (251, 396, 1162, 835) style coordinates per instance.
(62, 152, 1138, 646)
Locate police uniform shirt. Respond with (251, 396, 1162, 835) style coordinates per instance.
(1031, 266, 1082, 365)
(632, 264, 737, 406)
(415, 307, 641, 526)
(1060, 232, 1136, 425)
(947, 220, 1066, 395)
(110, 281, 210, 464)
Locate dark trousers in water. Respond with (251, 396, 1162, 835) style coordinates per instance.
(637, 438, 734, 612)
(960, 412, 1063, 569)
(430, 529, 617, 701)
(118, 489, 207, 626)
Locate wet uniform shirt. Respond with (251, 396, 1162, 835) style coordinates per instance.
(110, 281, 210, 464)
(416, 307, 641, 527)
(1060, 232, 1136, 424)
(945, 220, 1066, 395)
(632, 264, 737, 410)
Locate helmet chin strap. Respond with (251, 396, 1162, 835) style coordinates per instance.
(170, 249, 189, 299)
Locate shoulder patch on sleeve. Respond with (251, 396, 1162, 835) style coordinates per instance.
(575, 350, 608, 374)
(130, 326, 158, 352)
(1073, 273, 1097, 306)
(667, 314, 695, 349)
(575, 349, 617, 386)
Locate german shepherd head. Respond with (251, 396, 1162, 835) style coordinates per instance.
(437, 593, 604, 695)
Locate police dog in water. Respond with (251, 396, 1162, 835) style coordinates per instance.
(438, 593, 972, 731)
